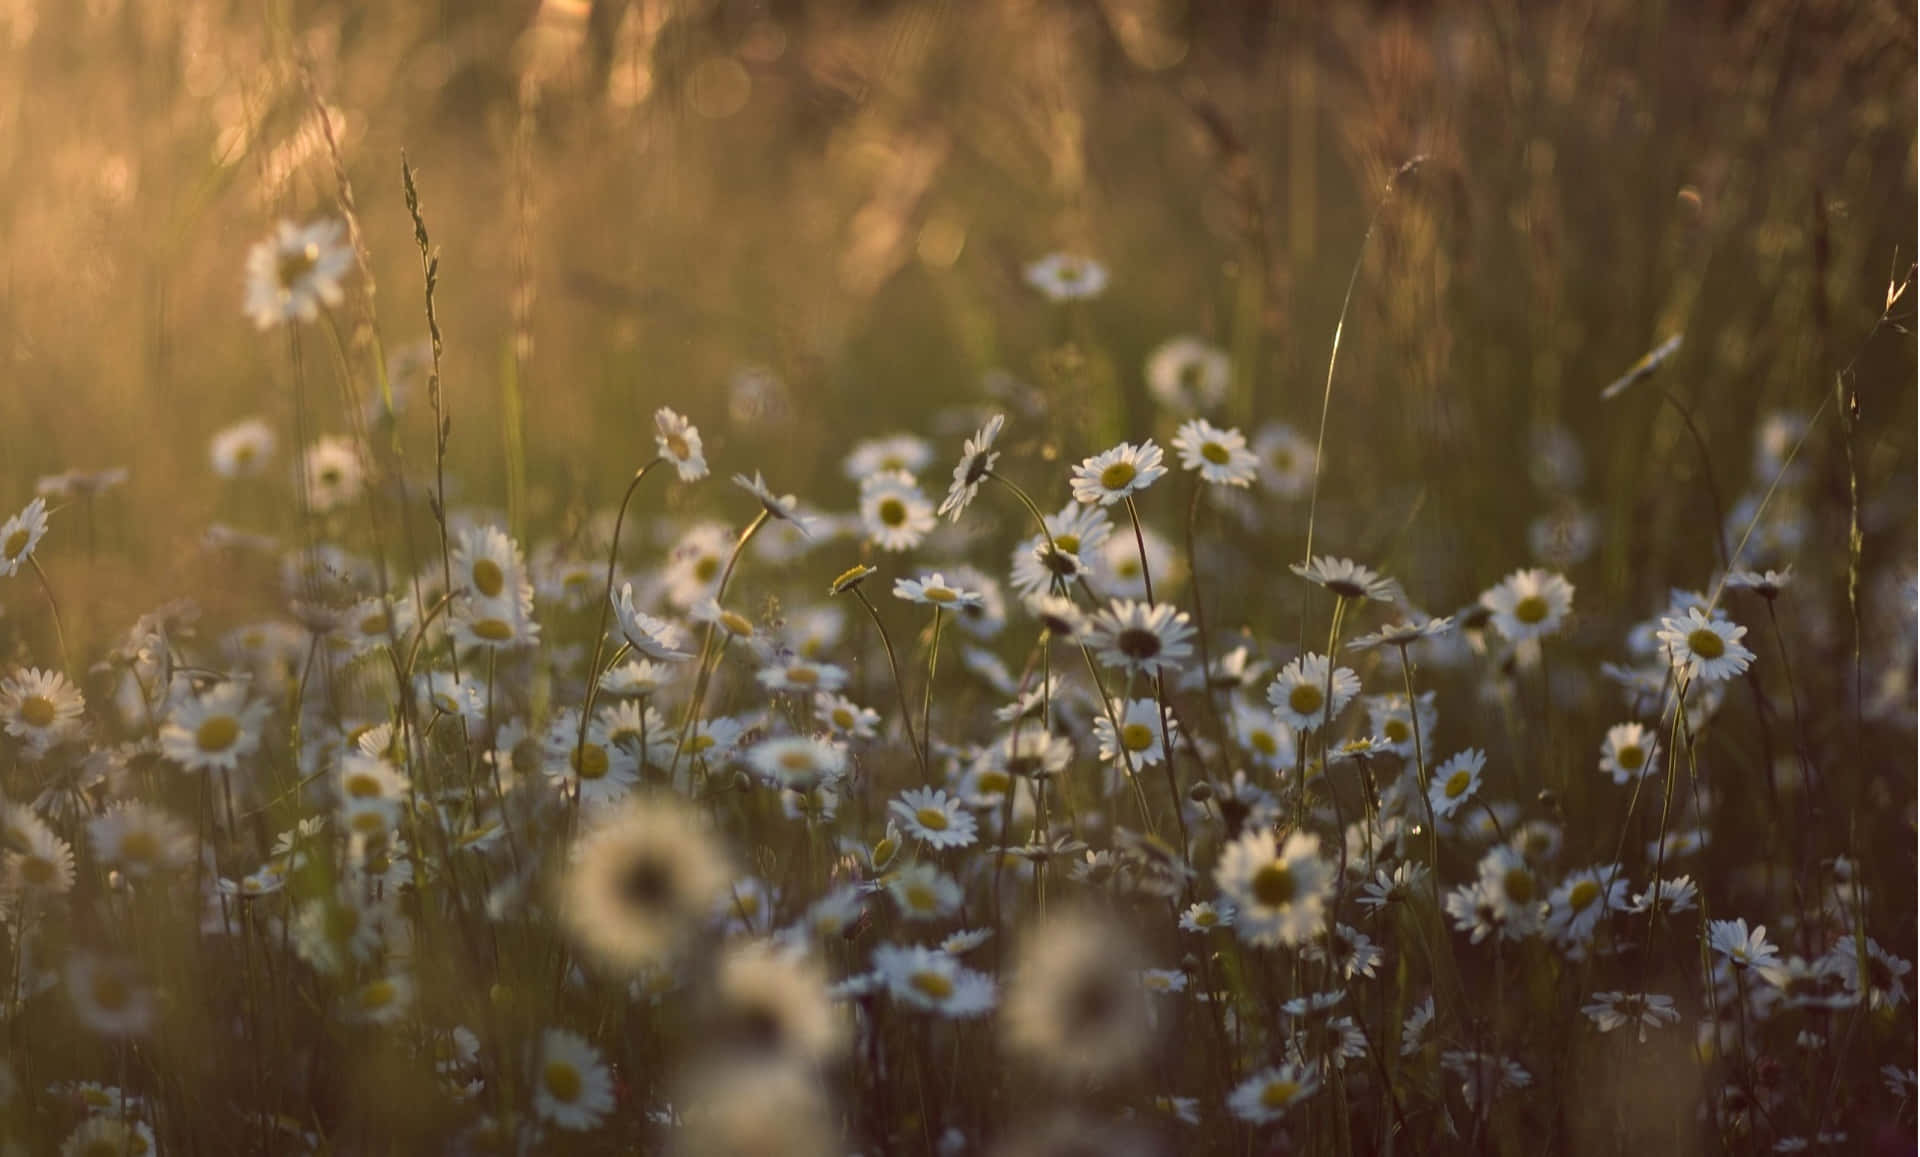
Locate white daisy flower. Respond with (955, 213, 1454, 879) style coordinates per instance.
(1358, 863, 1428, 911)
(610, 583, 692, 662)
(0, 497, 50, 579)
(209, 418, 277, 479)
(1253, 423, 1316, 500)
(1024, 253, 1109, 302)
(1290, 556, 1397, 603)
(889, 787, 978, 849)
(159, 681, 269, 774)
(1214, 829, 1333, 948)
(1426, 748, 1487, 820)
(757, 656, 848, 695)
(815, 692, 879, 739)
(1628, 875, 1698, 915)
(859, 470, 936, 552)
(1179, 900, 1234, 933)
(731, 471, 813, 536)
(653, 407, 709, 481)
(1479, 568, 1575, 643)
(664, 522, 732, 609)
(1725, 566, 1793, 599)
(89, 803, 194, 879)
(1087, 599, 1194, 678)
(936, 413, 1005, 521)
(65, 955, 154, 1037)
(1070, 440, 1167, 507)
(1228, 1062, 1320, 1123)
(532, 1027, 615, 1131)
(1655, 607, 1755, 683)
(1146, 336, 1231, 414)
(886, 863, 964, 921)
(1598, 722, 1660, 784)
(1231, 700, 1296, 772)
(5, 819, 74, 895)
(1, 666, 84, 752)
(1475, 845, 1547, 939)
(873, 944, 997, 1017)
(544, 710, 641, 807)
(692, 598, 758, 642)
(346, 973, 415, 1025)
(1544, 865, 1627, 948)
(244, 219, 353, 328)
(301, 435, 364, 515)
(1581, 991, 1680, 1043)
(1266, 653, 1360, 733)
(1708, 918, 1782, 971)
(888, 573, 980, 611)
(1092, 698, 1175, 767)
(844, 433, 934, 481)
(745, 736, 847, 792)
(1171, 419, 1258, 487)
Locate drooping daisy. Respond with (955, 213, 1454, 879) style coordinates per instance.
(1479, 568, 1575, 644)
(1426, 748, 1488, 820)
(1290, 556, 1397, 603)
(1024, 253, 1109, 302)
(533, 1028, 615, 1131)
(159, 681, 269, 774)
(209, 418, 277, 479)
(1628, 875, 1699, 915)
(1, 667, 85, 752)
(1215, 829, 1333, 948)
(1598, 722, 1660, 784)
(859, 470, 936, 552)
(0, 496, 50, 579)
(1266, 653, 1361, 734)
(1171, 419, 1258, 487)
(558, 794, 732, 973)
(936, 413, 1005, 521)
(610, 583, 692, 662)
(1253, 423, 1317, 500)
(893, 572, 985, 609)
(1655, 607, 1755, 683)
(301, 436, 365, 515)
(1000, 911, 1153, 1082)
(1228, 1062, 1320, 1124)
(872, 944, 997, 1017)
(653, 407, 709, 481)
(1087, 599, 1194, 678)
(244, 219, 353, 328)
(1146, 336, 1231, 414)
(1725, 566, 1793, 600)
(886, 863, 964, 921)
(1092, 698, 1175, 767)
(731, 472, 813, 537)
(1581, 991, 1680, 1043)
(1070, 440, 1167, 507)
(889, 787, 978, 849)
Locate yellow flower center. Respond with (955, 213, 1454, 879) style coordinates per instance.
(1194, 910, 1218, 927)
(785, 665, 819, 686)
(19, 695, 56, 728)
(119, 830, 158, 865)
(871, 837, 897, 866)
(91, 970, 130, 1011)
(719, 611, 755, 637)
(905, 885, 937, 911)
(1444, 769, 1473, 799)
(1120, 722, 1155, 752)
(276, 245, 319, 289)
(196, 716, 239, 753)
(542, 1061, 583, 1103)
(359, 979, 398, 1010)
(1384, 719, 1410, 742)
(909, 970, 954, 1000)
(1099, 462, 1136, 490)
(977, 771, 1010, 795)
(832, 708, 855, 729)
(1261, 1080, 1301, 1109)
(572, 744, 610, 781)
(694, 556, 720, 583)
(360, 612, 390, 635)
(1251, 731, 1278, 756)
(1201, 442, 1231, 466)
(1686, 628, 1725, 660)
(471, 558, 505, 599)
(345, 773, 383, 799)
(666, 433, 691, 460)
(1251, 863, 1296, 907)
(235, 444, 257, 467)
(915, 807, 950, 831)
(20, 856, 54, 886)
(1288, 684, 1324, 715)
(1616, 744, 1645, 770)
(1568, 880, 1601, 912)
(1513, 595, 1550, 624)
(1056, 534, 1081, 554)
(1504, 868, 1535, 904)
(3, 528, 29, 560)
(471, 618, 513, 642)
(924, 586, 957, 604)
(878, 498, 907, 527)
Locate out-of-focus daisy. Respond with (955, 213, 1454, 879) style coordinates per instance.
(1252, 423, 1317, 501)
(1358, 863, 1428, 911)
(757, 656, 847, 696)
(653, 407, 708, 481)
(1426, 748, 1487, 820)
(210, 418, 277, 479)
(1581, 991, 1680, 1043)
(1025, 253, 1109, 302)
(815, 692, 879, 739)
(1087, 599, 1193, 678)
(936, 413, 1005, 521)
(1000, 911, 1153, 1082)
(1146, 336, 1230, 414)
(1597, 722, 1659, 784)
(1656, 608, 1755, 683)
(692, 597, 759, 645)
(1826, 935, 1912, 1012)
(1307, 924, 1383, 980)
(1347, 615, 1455, 652)
(302, 436, 365, 515)
(1179, 900, 1234, 933)
(58, 1117, 157, 1157)
(1228, 1062, 1320, 1123)
(610, 584, 693, 662)
(1, 667, 85, 752)
(1291, 556, 1397, 603)
(1475, 845, 1547, 939)
(1725, 567, 1792, 600)
(1171, 419, 1258, 487)
(1364, 691, 1435, 759)
(1070, 440, 1166, 507)
(889, 788, 978, 849)
(159, 681, 268, 774)
(873, 944, 997, 1017)
(346, 973, 415, 1025)
(887, 863, 964, 921)
(893, 573, 985, 609)
(66, 955, 153, 1037)
(1442, 1049, 1532, 1105)
(732, 472, 813, 537)
(713, 941, 847, 1064)
(88, 802, 194, 879)
(533, 1028, 614, 1131)
(1215, 829, 1333, 948)
(245, 219, 352, 328)
(0, 497, 50, 578)
(1093, 698, 1175, 767)
(1480, 568, 1575, 643)
(745, 736, 847, 793)
(844, 433, 933, 481)
(1544, 865, 1626, 948)
(1628, 875, 1698, 915)
(1267, 653, 1361, 734)
(558, 794, 732, 973)
(5, 818, 74, 895)
(859, 470, 936, 552)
